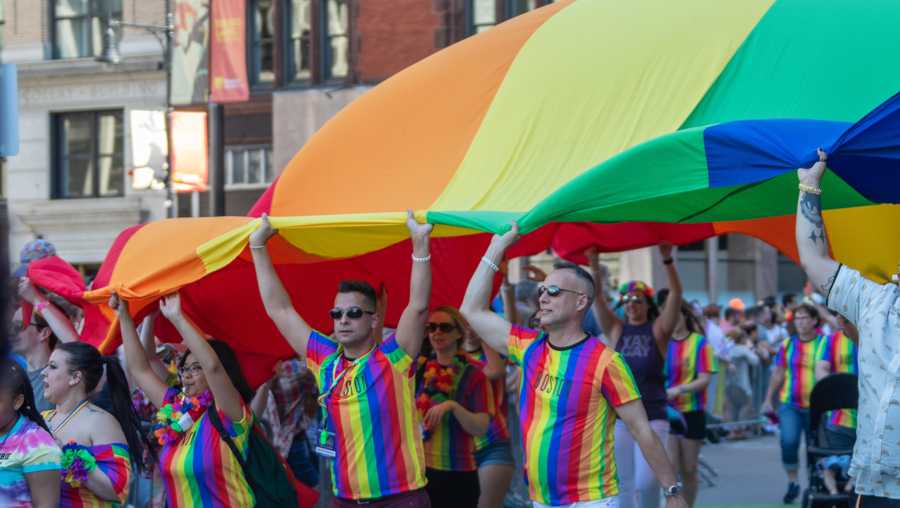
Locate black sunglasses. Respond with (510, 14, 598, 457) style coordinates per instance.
(426, 322, 457, 333)
(329, 306, 375, 320)
(9, 321, 36, 335)
(537, 284, 584, 298)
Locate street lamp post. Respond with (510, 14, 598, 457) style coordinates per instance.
(97, 5, 177, 218)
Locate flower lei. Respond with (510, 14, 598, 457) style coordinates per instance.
(60, 441, 97, 488)
(152, 389, 213, 446)
(416, 355, 466, 440)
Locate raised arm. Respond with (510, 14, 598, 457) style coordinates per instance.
(499, 265, 518, 326)
(460, 224, 519, 356)
(249, 214, 313, 358)
(796, 149, 840, 296)
(139, 311, 172, 383)
(159, 293, 244, 421)
(588, 249, 623, 341)
(18, 278, 79, 343)
(653, 244, 683, 346)
(109, 294, 168, 408)
(395, 210, 433, 359)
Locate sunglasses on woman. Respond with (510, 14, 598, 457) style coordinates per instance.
(329, 306, 375, 320)
(537, 284, 584, 298)
(622, 295, 644, 304)
(426, 322, 457, 333)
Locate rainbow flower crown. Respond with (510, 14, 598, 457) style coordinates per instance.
(618, 280, 654, 300)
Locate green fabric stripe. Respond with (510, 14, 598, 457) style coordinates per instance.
(519, 127, 709, 231)
(426, 128, 873, 232)
(427, 210, 523, 234)
(684, 0, 900, 126)
(551, 171, 871, 225)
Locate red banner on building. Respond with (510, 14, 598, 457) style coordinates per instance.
(170, 111, 209, 192)
(209, 0, 248, 103)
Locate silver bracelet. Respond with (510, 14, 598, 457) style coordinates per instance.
(249, 243, 267, 250)
(481, 256, 500, 272)
(411, 253, 431, 263)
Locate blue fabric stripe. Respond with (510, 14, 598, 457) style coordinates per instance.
(364, 351, 391, 494)
(704, 119, 849, 188)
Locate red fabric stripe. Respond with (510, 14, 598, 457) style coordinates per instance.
(247, 176, 278, 217)
(94, 223, 145, 289)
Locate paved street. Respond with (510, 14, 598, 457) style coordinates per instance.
(698, 434, 807, 508)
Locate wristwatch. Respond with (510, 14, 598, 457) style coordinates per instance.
(663, 481, 683, 497)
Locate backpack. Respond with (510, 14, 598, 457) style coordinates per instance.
(207, 403, 318, 508)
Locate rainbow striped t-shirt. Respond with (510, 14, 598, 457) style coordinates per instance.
(815, 331, 859, 428)
(307, 331, 426, 500)
(665, 332, 719, 413)
(418, 355, 491, 472)
(157, 388, 254, 508)
(508, 326, 640, 506)
(468, 349, 511, 449)
(775, 335, 824, 409)
(60, 443, 132, 507)
(0, 416, 60, 508)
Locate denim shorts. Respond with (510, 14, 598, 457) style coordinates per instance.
(474, 439, 514, 467)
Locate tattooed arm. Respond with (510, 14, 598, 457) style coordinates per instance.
(796, 148, 840, 296)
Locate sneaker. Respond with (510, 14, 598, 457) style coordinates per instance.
(783, 482, 800, 503)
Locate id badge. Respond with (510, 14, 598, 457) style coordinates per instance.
(315, 430, 337, 459)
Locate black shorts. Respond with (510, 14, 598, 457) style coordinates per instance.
(670, 410, 707, 440)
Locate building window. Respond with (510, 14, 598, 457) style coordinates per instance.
(225, 145, 275, 189)
(52, 0, 122, 59)
(322, 0, 350, 81)
(285, 0, 350, 85)
(249, 0, 276, 85)
(464, 0, 554, 36)
(52, 110, 125, 199)
(469, 0, 499, 34)
(286, 0, 312, 82)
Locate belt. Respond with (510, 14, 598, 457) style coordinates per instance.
(336, 488, 423, 505)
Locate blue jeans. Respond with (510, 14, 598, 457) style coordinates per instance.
(778, 405, 810, 471)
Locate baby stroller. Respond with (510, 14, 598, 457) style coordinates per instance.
(802, 373, 858, 508)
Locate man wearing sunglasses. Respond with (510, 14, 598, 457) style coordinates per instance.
(250, 210, 433, 507)
(461, 224, 687, 508)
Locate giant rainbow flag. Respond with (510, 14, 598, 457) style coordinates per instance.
(82, 0, 900, 385)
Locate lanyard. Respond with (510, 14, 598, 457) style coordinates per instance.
(317, 345, 376, 411)
(48, 400, 90, 435)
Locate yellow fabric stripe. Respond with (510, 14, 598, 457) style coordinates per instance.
(825, 204, 900, 283)
(430, 0, 774, 212)
(195, 213, 477, 270)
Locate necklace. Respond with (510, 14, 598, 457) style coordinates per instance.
(48, 400, 90, 435)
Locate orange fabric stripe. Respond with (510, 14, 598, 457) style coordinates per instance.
(85, 217, 254, 304)
(714, 215, 798, 262)
(270, 2, 569, 216)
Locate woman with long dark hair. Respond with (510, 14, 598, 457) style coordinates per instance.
(41, 340, 149, 506)
(663, 301, 718, 507)
(111, 292, 256, 507)
(0, 358, 61, 507)
(590, 245, 683, 508)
